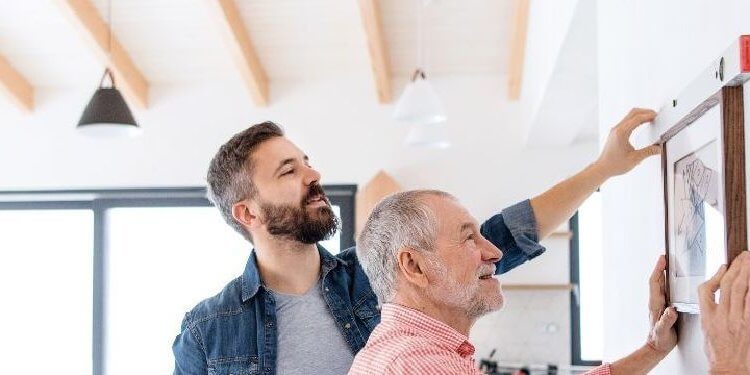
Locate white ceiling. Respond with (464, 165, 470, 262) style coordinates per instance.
(0, 0, 599, 146)
(0, 0, 516, 87)
(381, 0, 513, 75)
(0, 0, 102, 86)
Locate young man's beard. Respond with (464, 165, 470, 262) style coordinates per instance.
(260, 185, 339, 245)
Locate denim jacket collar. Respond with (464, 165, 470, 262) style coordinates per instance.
(241, 244, 347, 302)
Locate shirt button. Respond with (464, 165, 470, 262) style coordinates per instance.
(325, 287, 329, 292)
(266, 321, 274, 328)
(344, 323, 351, 329)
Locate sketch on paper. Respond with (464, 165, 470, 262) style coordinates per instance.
(673, 141, 721, 278)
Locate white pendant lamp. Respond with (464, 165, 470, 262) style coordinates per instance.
(393, 69, 446, 125)
(405, 122, 451, 149)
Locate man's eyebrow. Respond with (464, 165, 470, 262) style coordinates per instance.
(459, 222, 474, 233)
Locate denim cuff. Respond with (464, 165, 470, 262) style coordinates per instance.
(500, 199, 546, 260)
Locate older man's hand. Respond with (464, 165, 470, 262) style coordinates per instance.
(646, 255, 678, 355)
(699, 251, 750, 375)
(595, 108, 661, 177)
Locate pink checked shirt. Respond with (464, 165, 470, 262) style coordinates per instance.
(349, 303, 611, 375)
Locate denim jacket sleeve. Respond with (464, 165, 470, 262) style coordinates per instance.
(480, 199, 546, 274)
(173, 312, 208, 375)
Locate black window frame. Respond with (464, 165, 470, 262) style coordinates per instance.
(0, 185, 356, 375)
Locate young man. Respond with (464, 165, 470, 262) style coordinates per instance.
(173, 109, 661, 375)
(350, 190, 679, 374)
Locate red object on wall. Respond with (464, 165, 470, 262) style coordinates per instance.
(741, 35, 750, 72)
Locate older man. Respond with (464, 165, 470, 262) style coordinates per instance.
(352, 190, 683, 375)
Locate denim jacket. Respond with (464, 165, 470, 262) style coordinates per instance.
(172, 200, 545, 375)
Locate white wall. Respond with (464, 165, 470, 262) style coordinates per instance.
(597, 1, 750, 373)
(0, 74, 596, 220)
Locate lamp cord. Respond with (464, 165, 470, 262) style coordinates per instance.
(99, 0, 115, 88)
(416, 0, 423, 71)
(107, 0, 112, 61)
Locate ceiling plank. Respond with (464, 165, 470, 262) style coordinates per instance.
(357, 0, 392, 103)
(208, 0, 269, 106)
(57, 0, 149, 108)
(0, 54, 33, 112)
(507, 0, 530, 100)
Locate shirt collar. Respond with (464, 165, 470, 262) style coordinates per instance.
(380, 303, 476, 358)
(241, 244, 345, 302)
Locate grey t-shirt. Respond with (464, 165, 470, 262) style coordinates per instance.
(272, 280, 355, 375)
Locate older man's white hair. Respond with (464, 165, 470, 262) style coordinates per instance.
(356, 190, 455, 303)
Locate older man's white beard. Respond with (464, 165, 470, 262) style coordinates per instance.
(424, 258, 501, 319)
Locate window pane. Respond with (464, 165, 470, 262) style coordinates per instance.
(578, 193, 604, 361)
(104, 206, 250, 375)
(319, 204, 342, 254)
(0, 209, 93, 374)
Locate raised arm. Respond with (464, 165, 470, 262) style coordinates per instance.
(530, 108, 661, 239)
(610, 256, 677, 374)
(585, 256, 677, 375)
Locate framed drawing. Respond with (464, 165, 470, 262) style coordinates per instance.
(659, 36, 750, 314)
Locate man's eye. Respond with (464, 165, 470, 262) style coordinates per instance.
(465, 234, 476, 242)
(281, 169, 294, 176)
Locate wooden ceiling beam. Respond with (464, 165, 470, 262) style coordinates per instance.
(208, 0, 269, 106)
(57, 0, 149, 108)
(0, 54, 33, 112)
(358, 0, 392, 103)
(507, 0, 530, 100)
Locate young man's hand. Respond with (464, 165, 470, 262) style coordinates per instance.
(646, 255, 678, 355)
(699, 251, 750, 374)
(594, 108, 661, 177)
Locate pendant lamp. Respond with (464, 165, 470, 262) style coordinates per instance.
(405, 122, 451, 149)
(76, 0, 140, 137)
(77, 68, 140, 137)
(392, 69, 446, 125)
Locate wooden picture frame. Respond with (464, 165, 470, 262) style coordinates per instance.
(657, 36, 750, 314)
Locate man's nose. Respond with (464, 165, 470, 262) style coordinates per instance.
(480, 236, 503, 262)
(303, 165, 321, 185)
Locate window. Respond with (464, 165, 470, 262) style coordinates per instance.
(0, 186, 356, 374)
(0, 207, 93, 374)
(571, 191, 603, 366)
(104, 205, 250, 375)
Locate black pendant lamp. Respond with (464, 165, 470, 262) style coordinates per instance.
(77, 68, 140, 137)
(76, 0, 140, 137)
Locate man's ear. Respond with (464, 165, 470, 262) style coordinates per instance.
(231, 199, 259, 230)
(396, 248, 430, 289)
